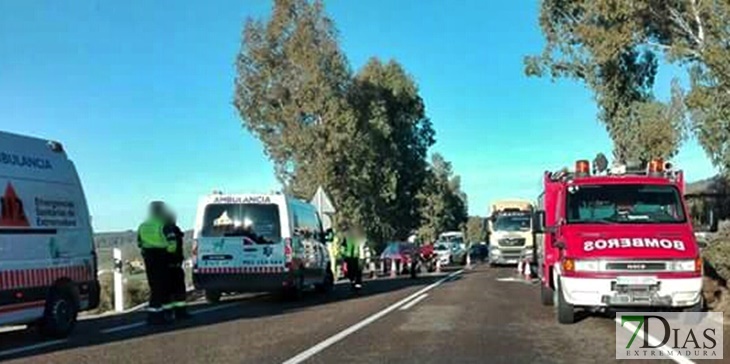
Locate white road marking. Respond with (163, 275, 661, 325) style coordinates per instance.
(100, 321, 146, 334)
(189, 302, 239, 316)
(615, 318, 696, 364)
(100, 302, 239, 334)
(281, 269, 464, 364)
(399, 294, 428, 311)
(0, 339, 67, 358)
(0, 326, 26, 334)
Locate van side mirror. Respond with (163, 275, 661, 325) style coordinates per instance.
(533, 211, 546, 233)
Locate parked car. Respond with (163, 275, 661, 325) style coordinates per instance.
(449, 242, 468, 265)
(434, 243, 451, 266)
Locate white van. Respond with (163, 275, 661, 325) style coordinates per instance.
(192, 192, 334, 302)
(0, 131, 100, 337)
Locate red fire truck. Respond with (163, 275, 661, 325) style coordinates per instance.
(533, 157, 716, 324)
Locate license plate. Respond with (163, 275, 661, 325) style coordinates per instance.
(616, 276, 657, 286)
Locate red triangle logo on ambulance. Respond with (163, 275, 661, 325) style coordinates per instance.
(0, 183, 30, 227)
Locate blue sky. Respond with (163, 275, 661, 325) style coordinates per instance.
(0, 0, 717, 231)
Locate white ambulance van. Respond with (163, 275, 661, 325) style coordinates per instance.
(192, 192, 334, 302)
(0, 131, 100, 338)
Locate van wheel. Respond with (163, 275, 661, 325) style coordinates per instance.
(39, 285, 78, 338)
(541, 283, 554, 306)
(283, 276, 304, 301)
(205, 290, 221, 304)
(316, 269, 334, 293)
(556, 278, 575, 324)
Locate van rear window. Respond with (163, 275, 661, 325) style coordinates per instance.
(201, 204, 281, 243)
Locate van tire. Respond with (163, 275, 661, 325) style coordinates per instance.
(283, 276, 304, 301)
(205, 290, 221, 304)
(316, 268, 334, 293)
(540, 283, 554, 306)
(556, 278, 575, 324)
(39, 284, 78, 338)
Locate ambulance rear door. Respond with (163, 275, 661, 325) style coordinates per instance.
(195, 195, 288, 275)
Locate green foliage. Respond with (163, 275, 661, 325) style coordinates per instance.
(233, 0, 447, 250)
(525, 0, 688, 164)
(527, 0, 730, 173)
(465, 216, 485, 243)
(417, 153, 469, 242)
(234, 0, 354, 198)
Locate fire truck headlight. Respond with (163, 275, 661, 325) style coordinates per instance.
(671, 260, 696, 272)
(574, 260, 599, 272)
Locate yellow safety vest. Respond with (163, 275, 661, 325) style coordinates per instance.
(138, 217, 176, 253)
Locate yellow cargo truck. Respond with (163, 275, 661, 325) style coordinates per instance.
(486, 199, 534, 266)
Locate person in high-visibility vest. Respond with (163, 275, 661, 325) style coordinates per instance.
(165, 212, 192, 320)
(137, 201, 178, 325)
(341, 226, 366, 290)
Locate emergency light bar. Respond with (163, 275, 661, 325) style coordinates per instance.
(549, 156, 679, 181)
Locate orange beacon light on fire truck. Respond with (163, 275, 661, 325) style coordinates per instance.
(648, 158, 664, 173)
(575, 160, 590, 176)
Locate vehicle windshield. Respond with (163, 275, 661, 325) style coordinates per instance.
(566, 184, 686, 224)
(492, 213, 531, 232)
(201, 203, 281, 243)
(435, 244, 449, 251)
(439, 235, 463, 244)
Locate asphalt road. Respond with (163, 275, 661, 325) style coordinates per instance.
(0, 265, 726, 364)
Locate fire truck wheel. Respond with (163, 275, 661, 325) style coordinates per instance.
(540, 283, 554, 306)
(556, 278, 575, 324)
(684, 297, 703, 313)
(205, 290, 221, 304)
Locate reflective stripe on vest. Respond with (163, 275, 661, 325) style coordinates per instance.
(138, 218, 170, 250)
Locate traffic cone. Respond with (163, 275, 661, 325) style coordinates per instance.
(465, 253, 472, 270)
(390, 259, 396, 278)
(524, 259, 532, 280)
(517, 260, 524, 278)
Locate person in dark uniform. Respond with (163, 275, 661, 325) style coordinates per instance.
(137, 201, 178, 325)
(166, 212, 191, 320)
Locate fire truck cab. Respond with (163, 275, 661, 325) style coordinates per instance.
(533, 157, 714, 324)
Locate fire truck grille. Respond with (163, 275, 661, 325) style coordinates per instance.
(604, 262, 667, 272)
(498, 238, 526, 247)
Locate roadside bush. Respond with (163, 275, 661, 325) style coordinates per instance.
(96, 275, 114, 313)
(701, 220, 730, 318)
(703, 221, 730, 282)
(125, 279, 150, 308)
(92, 275, 150, 314)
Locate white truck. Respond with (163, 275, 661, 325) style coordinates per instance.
(486, 199, 534, 266)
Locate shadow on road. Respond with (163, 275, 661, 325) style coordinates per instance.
(0, 269, 461, 362)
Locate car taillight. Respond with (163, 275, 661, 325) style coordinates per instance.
(192, 239, 198, 261)
(284, 238, 293, 267)
(695, 257, 703, 274)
